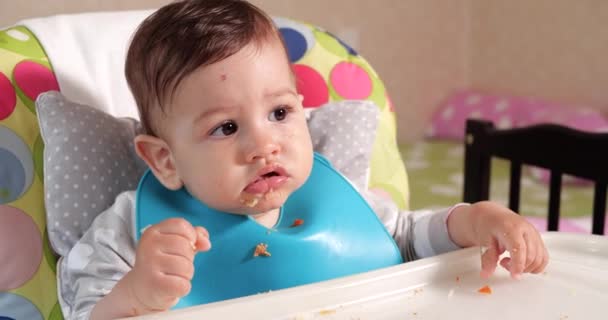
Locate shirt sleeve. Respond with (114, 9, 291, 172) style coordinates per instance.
(360, 190, 463, 261)
(57, 191, 137, 320)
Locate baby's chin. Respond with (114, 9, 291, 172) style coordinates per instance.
(238, 189, 291, 214)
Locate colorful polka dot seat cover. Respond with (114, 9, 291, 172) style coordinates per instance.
(0, 26, 63, 319)
(274, 17, 409, 209)
(0, 17, 408, 318)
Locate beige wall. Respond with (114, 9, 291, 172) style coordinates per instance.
(0, 0, 469, 142)
(470, 0, 608, 111)
(2, 1, 607, 142)
(249, 1, 470, 142)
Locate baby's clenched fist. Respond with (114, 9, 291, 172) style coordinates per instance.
(127, 218, 211, 313)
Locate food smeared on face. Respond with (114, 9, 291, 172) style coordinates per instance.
(240, 197, 260, 208)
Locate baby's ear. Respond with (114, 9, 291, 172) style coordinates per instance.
(133, 134, 183, 190)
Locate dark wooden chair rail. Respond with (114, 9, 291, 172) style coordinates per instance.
(463, 119, 608, 235)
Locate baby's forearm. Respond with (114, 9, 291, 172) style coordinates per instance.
(89, 272, 144, 320)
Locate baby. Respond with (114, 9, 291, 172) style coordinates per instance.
(58, 1, 548, 319)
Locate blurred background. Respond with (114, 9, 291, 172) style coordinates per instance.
(3, 0, 606, 143)
(2, 0, 607, 224)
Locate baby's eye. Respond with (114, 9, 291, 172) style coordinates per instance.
(269, 106, 288, 122)
(210, 121, 238, 136)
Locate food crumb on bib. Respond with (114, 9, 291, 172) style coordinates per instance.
(290, 218, 304, 227)
(253, 243, 271, 257)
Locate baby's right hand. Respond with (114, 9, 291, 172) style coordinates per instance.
(127, 218, 211, 313)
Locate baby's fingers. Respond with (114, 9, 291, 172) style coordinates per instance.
(523, 233, 539, 273)
(480, 240, 500, 278)
(194, 226, 212, 252)
(502, 234, 526, 279)
(525, 233, 549, 274)
(531, 245, 549, 273)
(156, 218, 198, 244)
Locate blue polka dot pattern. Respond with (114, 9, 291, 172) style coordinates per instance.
(273, 17, 316, 63)
(0, 148, 25, 204)
(327, 31, 358, 56)
(0, 293, 43, 320)
(0, 125, 33, 204)
(279, 28, 308, 62)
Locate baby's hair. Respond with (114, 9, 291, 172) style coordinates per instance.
(125, 0, 282, 136)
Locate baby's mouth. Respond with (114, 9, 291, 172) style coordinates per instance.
(244, 165, 288, 195)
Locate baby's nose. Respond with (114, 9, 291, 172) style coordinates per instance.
(244, 131, 281, 162)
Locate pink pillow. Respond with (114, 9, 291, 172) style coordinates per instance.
(429, 90, 608, 185)
(428, 90, 608, 140)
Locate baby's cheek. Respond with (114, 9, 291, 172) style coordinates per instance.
(198, 177, 225, 197)
(290, 125, 312, 144)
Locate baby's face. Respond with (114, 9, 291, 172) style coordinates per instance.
(161, 38, 313, 215)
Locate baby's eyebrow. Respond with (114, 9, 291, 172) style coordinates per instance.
(264, 87, 298, 98)
(193, 105, 235, 125)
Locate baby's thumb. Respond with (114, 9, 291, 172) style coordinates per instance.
(193, 226, 212, 252)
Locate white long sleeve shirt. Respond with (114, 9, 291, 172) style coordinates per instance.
(58, 190, 462, 319)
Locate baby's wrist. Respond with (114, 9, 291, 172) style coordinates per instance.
(123, 271, 158, 316)
(446, 203, 479, 247)
(445, 203, 470, 224)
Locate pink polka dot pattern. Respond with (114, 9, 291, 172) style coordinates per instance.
(0, 205, 43, 290)
(0, 72, 16, 120)
(386, 94, 395, 113)
(13, 60, 59, 101)
(330, 62, 372, 100)
(292, 64, 329, 108)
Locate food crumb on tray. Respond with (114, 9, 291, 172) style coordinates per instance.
(477, 285, 492, 295)
(317, 309, 336, 316)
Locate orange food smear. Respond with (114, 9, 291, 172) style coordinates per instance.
(290, 218, 304, 227)
(477, 285, 492, 295)
(253, 243, 271, 257)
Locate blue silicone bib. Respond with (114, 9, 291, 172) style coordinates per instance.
(135, 153, 402, 308)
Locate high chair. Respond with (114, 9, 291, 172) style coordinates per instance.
(0, 10, 408, 319)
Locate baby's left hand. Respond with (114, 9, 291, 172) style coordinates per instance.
(450, 201, 549, 279)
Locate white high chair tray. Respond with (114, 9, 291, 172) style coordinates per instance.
(129, 232, 608, 320)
